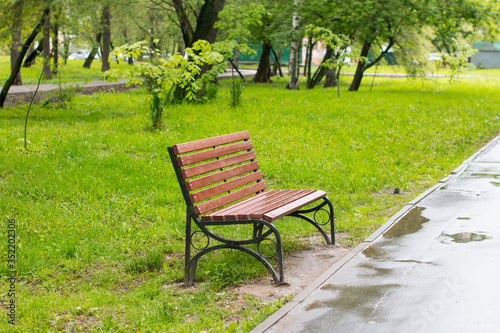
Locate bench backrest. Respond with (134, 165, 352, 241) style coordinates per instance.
(168, 131, 266, 216)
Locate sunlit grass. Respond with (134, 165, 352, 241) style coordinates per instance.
(1, 75, 499, 331)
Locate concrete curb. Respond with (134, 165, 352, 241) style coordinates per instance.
(251, 133, 500, 333)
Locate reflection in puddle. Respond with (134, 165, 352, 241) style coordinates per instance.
(308, 283, 400, 314)
(363, 207, 429, 259)
(358, 261, 393, 277)
(384, 206, 429, 239)
(439, 232, 493, 244)
(470, 173, 500, 179)
(362, 244, 385, 259)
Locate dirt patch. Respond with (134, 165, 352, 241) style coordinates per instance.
(232, 236, 351, 303)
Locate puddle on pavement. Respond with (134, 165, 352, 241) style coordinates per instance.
(362, 207, 429, 259)
(358, 261, 393, 277)
(469, 173, 500, 179)
(362, 245, 386, 259)
(439, 232, 493, 244)
(384, 206, 429, 239)
(307, 283, 400, 315)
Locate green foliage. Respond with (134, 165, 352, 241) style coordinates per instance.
(204, 82, 220, 102)
(105, 39, 227, 128)
(427, 0, 499, 53)
(305, 25, 351, 71)
(229, 78, 244, 107)
(441, 34, 478, 82)
(404, 56, 439, 82)
(41, 83, 82, 109)
(215, 2, 267, 44)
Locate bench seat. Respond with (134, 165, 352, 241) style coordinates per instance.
(202, 189, 327, 222)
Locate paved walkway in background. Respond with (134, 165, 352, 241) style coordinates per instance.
(2, 69, 257, 95)
(252, 134, 500, 333)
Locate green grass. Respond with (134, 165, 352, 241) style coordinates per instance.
(0, 55, 131, 86)
(1, 75, 500, 331)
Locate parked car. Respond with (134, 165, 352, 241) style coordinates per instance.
(68, 50, 99, 60)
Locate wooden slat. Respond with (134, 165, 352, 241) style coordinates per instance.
(202, 189, 315, 221)
(208, 190, 283, 221)
(172, 131, 250, 155)
(177, 141, 253, 167)
(186, 161, 260, 192)
(225, 189, 311, 220)
(227, 190, 299, 220)
(262, 190, 326, 222)
(202, 190, 279, 221)
(244, 190, 315, 220)
(189, 171, 263, 203)
(181, 151, 256, 179)
(194, 181, 267, 215)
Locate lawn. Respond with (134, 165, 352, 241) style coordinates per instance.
(0, 55, 131, 86)
(1, 74, 500, 332)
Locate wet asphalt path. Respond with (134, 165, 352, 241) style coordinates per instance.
(254, 135, 500, 333)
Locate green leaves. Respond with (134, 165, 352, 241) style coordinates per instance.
(103, 39, 233, 128)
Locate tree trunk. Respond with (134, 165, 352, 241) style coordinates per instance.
(287, 0, 301, 90)
(1, 9, 49, 108)
(193, 0, 226, 45)
(63, 33, 69, 64)
(305, 39, 316, 86)
(253, 41, 272, 83)
(348, 40, 371, 91)
(324, 67, 337, 88)
(304, 38, 312, 77)
(234, 48, 239, 68)
(23, 42, 43, 67)
(308, 45, 334, 89)
(42, 9, 52, 79)
(83, 32, 102, 69)
(10, 0, 24, 86)
(173, 0, 225, 48)
(52, 19, 59, 74)
(271, 47, 283, 77)
(101, 5, 111, 72)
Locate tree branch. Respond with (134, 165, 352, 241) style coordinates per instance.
(1, 8, 49, 108)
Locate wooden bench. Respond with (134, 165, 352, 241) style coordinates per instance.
(168, 131, 335, 286)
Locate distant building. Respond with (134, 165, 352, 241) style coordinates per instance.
(471, 42, 500, 68)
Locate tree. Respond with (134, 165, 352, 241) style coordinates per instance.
(287, 0, 301, 89)
(215, 1, 266, 77)
(101, 4, 111, 72)
(42, 8, 52, 79)
(427, 0, 499, 54)
(0, 9, 50, 108)
(346, 0, 424, 91)
(150, 0, 226, 48)
(105, 40, 226, 128)
(253, 40, 272, 83)
(302, 25, 350, 89)
(10, 0, 24, 85)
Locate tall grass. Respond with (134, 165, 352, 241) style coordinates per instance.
(1, 75, 499, 331)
